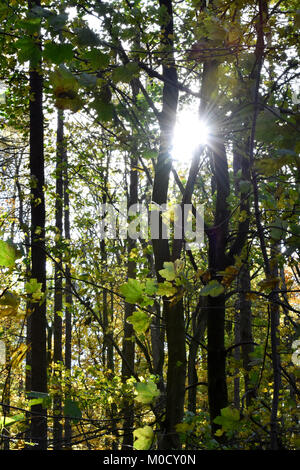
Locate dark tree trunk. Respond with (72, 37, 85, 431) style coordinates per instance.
(207, 136, 230, 434)
(63, 124, 72, 448)
(151, 0, 187, 450)
(207, 294, 228, 434)
(187, 298, 207, 414)
(28, 0, 47, 448)
(239, 264, 255, 407)
(121, 154, 138, 450)
(53, 109, 64, 450)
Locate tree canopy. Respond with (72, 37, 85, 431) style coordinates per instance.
(0, 0, 299, 452)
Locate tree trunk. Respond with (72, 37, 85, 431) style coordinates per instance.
(121, 154, 138, 450)
(151, 0, 187, 450)
(53, 109, 64, 450)
(187, 298, 207, 414)
(207, 135, 230, 434)
(28, 0, 47, 450)
(239, 263, 255, 407)
(63, 124, 72, 448)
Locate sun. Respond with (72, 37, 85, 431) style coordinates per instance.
(172, 110, 209, 163)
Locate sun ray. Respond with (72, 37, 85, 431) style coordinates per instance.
(172, 109, 210, 163)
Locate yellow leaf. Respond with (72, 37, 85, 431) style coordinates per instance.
(258, 277, 280, 291)
(11, 344, 30, 369)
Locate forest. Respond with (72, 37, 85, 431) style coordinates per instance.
(0, 0, 299, 452)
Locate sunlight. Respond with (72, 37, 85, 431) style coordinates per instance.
(172, 110, 210, 163)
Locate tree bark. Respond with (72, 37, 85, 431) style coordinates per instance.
(28, 0, 47, 449)
(187, 298, 207, 414)
(53, 109, 64, 450)
(63, 125, 72, 448)
(121, 153, 138, 450)
(151, 0, 186, 450)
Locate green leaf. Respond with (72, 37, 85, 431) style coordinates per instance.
(142, 149, 157, 160)
(84, 49, 110, 68)
(30, 5, 53, 19)
(47, 12, 68, 31)
(0, 240, 20, 267)
(135, 381, 160, 404)
(144, 278, 157, 296)
(213, 407, 240, 433)
(159, 261, 176, 281)
(199, 279, 224, 297)
(92, 98, 114, 122)
(43, 42, 74, 64)
(15, 38, 41, 66)
(75, 27, 100, 47)
(0, 414, 25, 430)
(78, 73, 98, 89)
(112, 62, 139, 83)
(50, 66, 79, 91)
(50, 66, 83, 112)
(255, 153, 299, 176)
(18, 17, 41, 34)
(25, 278, 42, 295)
(239, 180, 251, 193)
(120, 278, 144, 304)
(157, 281, 177, 297)
(133, 426, 154, 450)
(127, 310, 150, 335)
(64, 399, 82, 422)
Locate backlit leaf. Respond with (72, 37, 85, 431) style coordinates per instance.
(200, 280, 224, 297)
(75, 27, 100, 47)
(159, 261, 176, 281)
(120, 278, 144, 304)
(157, 281, 177, 297)
(135, 380, 160, 404)
(112, 62, 139, 83)
(213, 406, 240, 433)
(84, 49, 110, 68)
(127, 310, 150, 335)
(133, 425, 154, 450)
(0, 414, 25, 430)
(0, 240, 20, 267)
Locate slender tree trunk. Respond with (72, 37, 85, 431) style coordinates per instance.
(28, 0, 47, 450)
(239, 263, 255, 407)
(187, 298, 207, 414)
(151, 0, 187, 450)
(150, 299, 165, 416)
(63, 123, 72, 448)
(53, 109, 64, 450)
(2, 339, 11, 450)
(269, 243, 281, 449)
(121, 152, 138, 449)
(207, 135, 230, 434)
(233, 142, 254, 407)
(107, 289, 118, 450)
(233, 307, 240, 410)
(107, 287, 115, 374)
